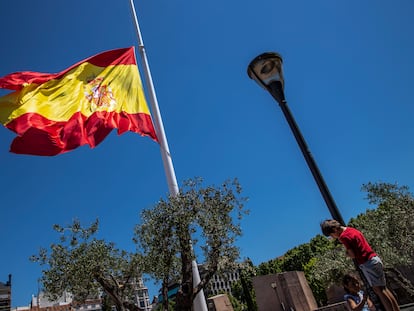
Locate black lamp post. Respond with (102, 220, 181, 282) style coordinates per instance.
(247, 52, 345, 225)
(247, 52, 383, 310)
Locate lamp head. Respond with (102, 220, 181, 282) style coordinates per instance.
(247, 52, 284, 90)
(247, 52, 286, 103)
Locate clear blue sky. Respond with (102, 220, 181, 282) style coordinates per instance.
(1, 0, 414, 307)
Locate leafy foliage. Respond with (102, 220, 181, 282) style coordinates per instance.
(134, 177, 248, 311)
(310, 182, 414, 302)
(227, 294, 245, 311)
(256, 234, 334, 304)
(254, 182, 414, 306)
(351, 182, 414, 266)
(31, 219, 144, 311)
(230, 259, 257, 311)
(31, 181, 414, 310)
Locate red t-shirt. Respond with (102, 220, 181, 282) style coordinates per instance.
(339, 227, 377, 265)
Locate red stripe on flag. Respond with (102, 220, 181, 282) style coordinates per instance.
(0, 47, 137, 91)
(6, 111, 157, 156)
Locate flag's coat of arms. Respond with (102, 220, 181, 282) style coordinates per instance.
(85, 77, 117, 112)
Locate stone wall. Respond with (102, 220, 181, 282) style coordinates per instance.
(253, 271, 318, 311)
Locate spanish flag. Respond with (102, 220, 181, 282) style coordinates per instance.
(0, 47, 158, 156)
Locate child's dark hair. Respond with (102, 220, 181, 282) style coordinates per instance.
(320, 219, 342, 236)
(342, 274, 359, 293)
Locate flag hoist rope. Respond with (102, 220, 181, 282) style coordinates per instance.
(128, 1, 208, 311)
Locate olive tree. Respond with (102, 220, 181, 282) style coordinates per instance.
(31, 219, 144, 311)
(310, 182, 414, 301)
(352, 182, 414, 266)
(134, 178, 248, 311)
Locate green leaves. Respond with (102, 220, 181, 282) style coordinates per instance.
(254, 182, 414, 305)
(134, 177, 248, 310)
(353, 182, 414, 267)
(32, 219, 144, 310)
(310, 182, 414, 303)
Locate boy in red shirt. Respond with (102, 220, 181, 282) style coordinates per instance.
(320, 219, 399, 311)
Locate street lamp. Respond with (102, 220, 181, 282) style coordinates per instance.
(247, 52, 345, 226)
(247, 53, 383, 310)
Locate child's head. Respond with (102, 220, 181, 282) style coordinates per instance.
(320, 219, 342, 237)
(343, 274, 362, 294)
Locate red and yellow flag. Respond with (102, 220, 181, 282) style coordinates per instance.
(0, 47, 158, 156)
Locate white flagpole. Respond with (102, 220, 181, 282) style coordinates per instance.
(128, 0, 178, 196)
(190, 241, 209, 311)
(128, 1, 208, 310)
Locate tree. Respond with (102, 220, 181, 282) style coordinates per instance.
(311, 241, 354, 290)
(310, 182, 414, 302)
(134, 178, 248, 311)
(353, 182, 414, 266)
(243, 182, 414, 307)
(256, 235, 333, 305)
(31, 219, 144, 311)
(301, 235, 336, 305)
(227, 294, 245, 311)
(230, 258, 257, 311)
(351, 182, 414, 301)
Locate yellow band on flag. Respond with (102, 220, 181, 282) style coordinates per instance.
(0, 47, 158, 156)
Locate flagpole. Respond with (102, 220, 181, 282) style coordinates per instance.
(129, 0, 178, 196)
(128, 1, 208, 310)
